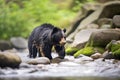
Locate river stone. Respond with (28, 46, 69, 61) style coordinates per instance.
(51, 57, 68, 63)
(10, 37, 27, 49)
(0, 40, 13, 51)
(0, 52, 21, 68)
(91, 53, 102, 59)
(113, 15, 120, 28)
(71, 29, 98, 49)
(27, 57, 50, 65)
(87, 29, 120, 47)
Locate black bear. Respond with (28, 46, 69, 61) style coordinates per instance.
(28, 23, 66, 60)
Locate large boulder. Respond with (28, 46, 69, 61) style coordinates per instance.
(0, 40, 13, 51)
(71, 29, 99, 49)
(67, 3, 101, 36)
(68, 1, 120, 41)
(0, 52, 21, 68)
(87, 29, 120, 48)
(77, 1, 120, 30)
(10, 37, 28, 49)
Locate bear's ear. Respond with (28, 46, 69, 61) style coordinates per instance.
(52, 27, 59, 34)
(63, 28, 66, 33)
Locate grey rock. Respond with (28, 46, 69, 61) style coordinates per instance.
(27, 57, 50, 65)
(102, 51, 115, 60)
(51, 57, 68, 63)
(67, 3, 101, 36)
(69, 1, 120, 39)
(87, 29, 120, 47)
(10, 37, 28, 49)
(91, 53, 102, 59)
(113, 15, 120, 28)
(97, 18, 113, 28)
(0, 40, 13, 51)
(71, 29, 98, 49)
(0, 52, 21, 68)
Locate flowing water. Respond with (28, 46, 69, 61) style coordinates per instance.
(0, 50, 120, 80)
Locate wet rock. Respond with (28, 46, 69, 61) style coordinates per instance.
(10, 37, 27, 49)
(87, 29, 120, 47)
(91, 53, 102, 59)
(102, 51, 115, 60)
(0, 40, 13, 51)
(0, 52, 21, 68)
(27, 57, 50, 65)
(51, 57, 68, 63)
(113, 15, 120, 28)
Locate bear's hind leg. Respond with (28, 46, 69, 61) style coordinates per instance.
(39, 45, 52, 60)
(38, 46, 45, 57)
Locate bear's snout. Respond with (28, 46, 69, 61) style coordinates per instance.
(59, 37, 66, 45)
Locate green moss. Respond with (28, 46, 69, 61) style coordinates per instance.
(94, 47, 105, 54)
(74, 47, 95, 58)
(113, 48, 120, 55)
(111, 44, 120, 52)
(66, 47, 79, 55)
(112, 48, 120, 59)
(105, 40, 120, 59)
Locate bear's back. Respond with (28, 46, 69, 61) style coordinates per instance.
(31, 23, 55, 43)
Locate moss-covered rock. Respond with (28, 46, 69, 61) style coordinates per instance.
(87, 29, 120, 48)
(104, 40, 120, 59)
(113, 48, 120, 58)
(106, 40, 120, 52)
(94, 47, 105, 53)
(66, 47, 79, 55)
(74, 47, 95, 58)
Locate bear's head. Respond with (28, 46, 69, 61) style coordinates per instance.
(51, 27, 66, 46)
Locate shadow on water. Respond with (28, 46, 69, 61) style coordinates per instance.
(0, 77, 120, 80)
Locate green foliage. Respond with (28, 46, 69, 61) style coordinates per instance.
(74, 47, 95, 58)
(0, 0, 32, 39)
(0, 0, 96, 40)
(0, 0, 77, 39)
(72, 0, 96, 11)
